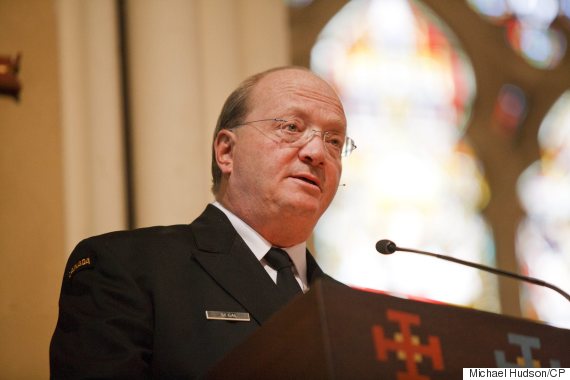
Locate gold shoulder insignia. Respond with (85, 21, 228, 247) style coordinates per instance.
(67, 257, 94, 279)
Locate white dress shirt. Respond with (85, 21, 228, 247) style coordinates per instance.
(212, 202, 308, 292)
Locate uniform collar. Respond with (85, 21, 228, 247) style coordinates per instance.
(212, 201, 308, 288)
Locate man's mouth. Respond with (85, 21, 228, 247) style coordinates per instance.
(292, 174, 321, 190)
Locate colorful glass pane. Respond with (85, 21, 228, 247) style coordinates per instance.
(517, 90, 570, 328)
(311, 0, 498, 311)
(467, 0, 569, 69)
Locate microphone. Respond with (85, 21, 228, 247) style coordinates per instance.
(375, 239, 570, 303)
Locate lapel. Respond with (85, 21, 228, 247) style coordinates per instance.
(190, 205, 291, 325)
(307, 251, 343, 287)
(306, 249, 324, 284)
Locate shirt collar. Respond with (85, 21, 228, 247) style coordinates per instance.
(212, 201, 308, 286)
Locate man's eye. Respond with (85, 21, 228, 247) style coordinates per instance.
(282, 123, 301, 133)
(327, 135, 344, 148)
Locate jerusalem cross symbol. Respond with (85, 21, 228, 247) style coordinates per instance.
(371, 309, 444, 380)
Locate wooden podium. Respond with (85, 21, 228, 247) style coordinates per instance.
(207, 279, 570, 379)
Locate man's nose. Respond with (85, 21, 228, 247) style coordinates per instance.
(298, 130, 327, 165)
(304, 130, 329, 148)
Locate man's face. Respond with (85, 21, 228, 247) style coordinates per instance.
(218, 69, 346, 241)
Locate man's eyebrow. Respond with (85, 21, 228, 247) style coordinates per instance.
(279, 107, 346, 130)
(326, 118, 347, 133)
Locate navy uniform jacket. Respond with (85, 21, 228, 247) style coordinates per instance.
(50, 204, 329, 378)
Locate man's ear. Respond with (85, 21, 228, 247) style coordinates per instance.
(214, 129, 235, 175)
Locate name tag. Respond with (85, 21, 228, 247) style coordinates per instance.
(205, 310, 251, 322)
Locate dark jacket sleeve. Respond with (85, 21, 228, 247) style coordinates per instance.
(50, 237, 154, 379)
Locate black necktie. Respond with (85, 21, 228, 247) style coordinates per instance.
(264, 247, 303, 301)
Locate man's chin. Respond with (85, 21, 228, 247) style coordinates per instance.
(282, 197, 325, 218)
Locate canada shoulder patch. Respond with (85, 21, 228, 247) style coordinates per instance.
(67, 257, 94, 279)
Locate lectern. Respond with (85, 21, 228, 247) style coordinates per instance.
(207, 279, 570, 379)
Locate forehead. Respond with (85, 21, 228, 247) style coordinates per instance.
(248, 69, 347, 130)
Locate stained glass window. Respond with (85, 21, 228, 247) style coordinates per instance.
(311, 0, 499, 311)
(517, 90, 570, 328)
(466, 0, 569, 69)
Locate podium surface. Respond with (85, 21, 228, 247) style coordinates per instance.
(208, 279, 570, 379)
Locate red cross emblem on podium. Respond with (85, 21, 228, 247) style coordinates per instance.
(372, 309, 444, 380)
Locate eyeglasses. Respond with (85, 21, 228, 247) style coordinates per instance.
(231, 117, 357, 158)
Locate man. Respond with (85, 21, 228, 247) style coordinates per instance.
(50, 66, 356, 378)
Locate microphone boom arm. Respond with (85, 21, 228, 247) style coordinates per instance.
(397, 245, 570, 303)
